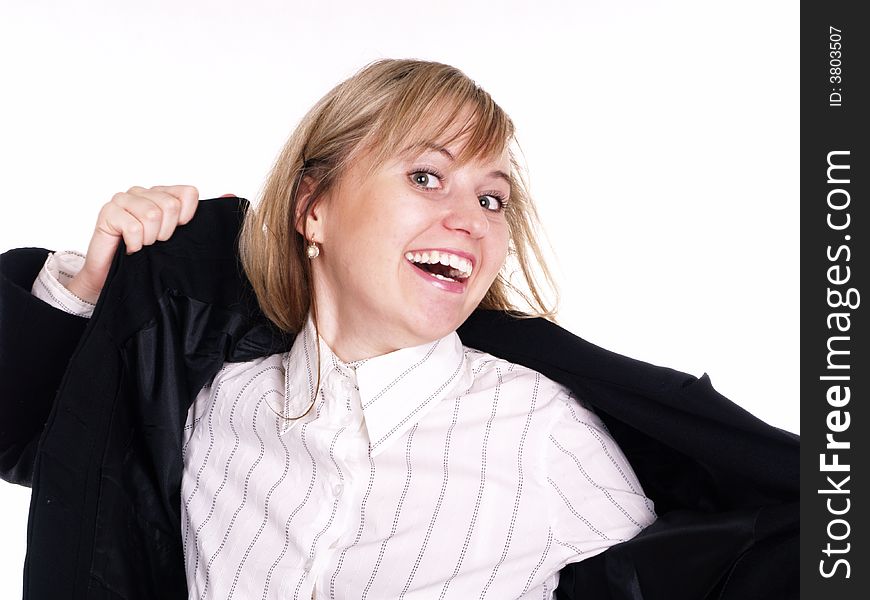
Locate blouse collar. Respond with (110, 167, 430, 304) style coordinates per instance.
(281, 314, 470, 454)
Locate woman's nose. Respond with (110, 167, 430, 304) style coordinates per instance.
(442, 194, 489, 238)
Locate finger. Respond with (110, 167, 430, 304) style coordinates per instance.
(150, 185, 199, 225)
(95, 200, 147, 255)
(109, 192, 163, 247)
(134, 188, 184, 241)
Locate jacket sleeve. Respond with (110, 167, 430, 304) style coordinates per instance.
(0, 248, 89, 486)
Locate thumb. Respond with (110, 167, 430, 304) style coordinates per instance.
(75, 226, 126, 299)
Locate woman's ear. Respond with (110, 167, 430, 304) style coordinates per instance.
(293, 175, 324, 239)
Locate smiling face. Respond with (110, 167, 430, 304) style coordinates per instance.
(302, 138, 512, 361)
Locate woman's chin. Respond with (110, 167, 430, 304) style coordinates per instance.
(398, 305, 468, 345)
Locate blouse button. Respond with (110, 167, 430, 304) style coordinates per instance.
(303, 558, 314, 572)
(333, 483, 344, 497)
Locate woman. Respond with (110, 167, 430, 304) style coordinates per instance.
(0, 60, 797, 599)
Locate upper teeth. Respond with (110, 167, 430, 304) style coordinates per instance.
(404, 250, 473, 279)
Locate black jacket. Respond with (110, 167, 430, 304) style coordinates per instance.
(0, 197, 798, 599)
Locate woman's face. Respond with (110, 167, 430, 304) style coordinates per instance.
(306, 138, 512, 360)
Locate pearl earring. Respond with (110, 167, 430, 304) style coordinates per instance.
(306, 240, 320, 259)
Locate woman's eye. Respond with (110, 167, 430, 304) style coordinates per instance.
(410, 171, 440, 188)
(479, 194, 504, 212)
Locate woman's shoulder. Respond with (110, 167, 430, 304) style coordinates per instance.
(460, 345, 584, 416)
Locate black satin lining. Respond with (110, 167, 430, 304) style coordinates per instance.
(90, 292, 291, 597)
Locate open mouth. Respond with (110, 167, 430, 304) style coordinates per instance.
(405, 250, 473, 283)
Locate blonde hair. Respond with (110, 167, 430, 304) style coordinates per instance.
(240, 59, 558, 333)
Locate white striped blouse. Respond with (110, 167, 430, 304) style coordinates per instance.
(34, 251, 657, 600)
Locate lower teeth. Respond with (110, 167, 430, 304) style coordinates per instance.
(431, 273, 457, 282)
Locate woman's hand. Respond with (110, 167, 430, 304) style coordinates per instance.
(65, 185, 200, 304)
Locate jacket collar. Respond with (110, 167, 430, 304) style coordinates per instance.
(281, 314, 470, 455)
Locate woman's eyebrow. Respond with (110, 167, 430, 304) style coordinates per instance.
(403, 142, 511, 184)
(401, 141, 455, 161)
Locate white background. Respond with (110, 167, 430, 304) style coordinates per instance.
(0, 0, 798, 596)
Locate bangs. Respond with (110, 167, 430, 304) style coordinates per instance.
(358, 69, 514, 171)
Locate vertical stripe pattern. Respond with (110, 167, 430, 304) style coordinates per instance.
(175, 318, 656, 600)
